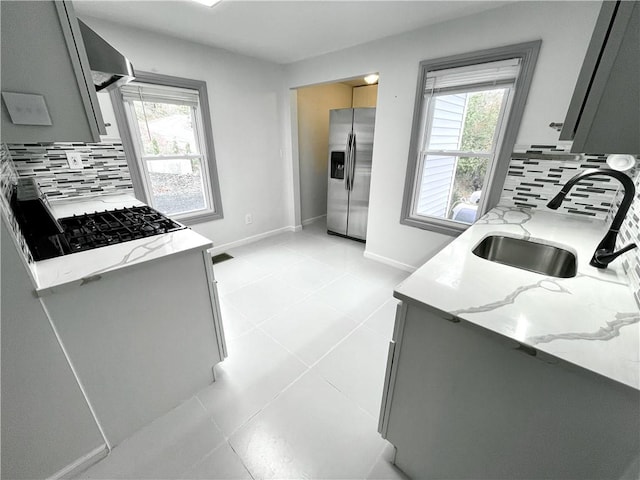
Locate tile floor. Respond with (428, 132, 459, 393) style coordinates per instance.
(80, 219, 411, 479)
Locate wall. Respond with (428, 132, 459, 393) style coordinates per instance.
(283, 1, 601, 269)
(297, 83, 352, 223)
(81, 16, 290, 249)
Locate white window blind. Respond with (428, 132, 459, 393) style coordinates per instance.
(424, 58, 521, 93)
(121, 83, 199, 107)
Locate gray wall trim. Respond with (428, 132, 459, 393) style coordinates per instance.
(400, 40, 542, 235)
(109, 86, 148, 199)
(109, 71, 224, 222)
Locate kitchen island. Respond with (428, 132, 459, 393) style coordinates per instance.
(379, 206, 640, 479)
(2, 192, 226, 474)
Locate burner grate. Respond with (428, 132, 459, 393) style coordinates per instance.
(57, 206, 185, 254)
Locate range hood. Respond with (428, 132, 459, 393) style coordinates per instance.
(78, 20, 135, 91)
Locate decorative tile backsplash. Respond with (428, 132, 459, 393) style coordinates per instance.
(0, 144, 34, 264)
(500, 145, 620, 219)
(616, 172, 640, 308)
(500, 144, 639, 309)
(5, 141, 133, 200)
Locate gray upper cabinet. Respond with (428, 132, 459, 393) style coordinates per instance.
(1, 1, 105, 144)
(560, 1, 639, 155)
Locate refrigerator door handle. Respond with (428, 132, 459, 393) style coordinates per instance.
(349, 132, 357, 190)
(345, 132, 353, 191)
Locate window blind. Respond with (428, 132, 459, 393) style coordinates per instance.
(424, 58, 521, 93)
(121, 82, 199, 107)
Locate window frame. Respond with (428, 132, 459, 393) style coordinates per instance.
(400, 41, 541, 236)
(110, 71, 224, 225)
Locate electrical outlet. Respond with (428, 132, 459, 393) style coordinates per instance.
(245, 214, 252, 225)
(65, 151, 83, 170)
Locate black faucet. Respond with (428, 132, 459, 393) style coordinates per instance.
(547, 168, 637, 269)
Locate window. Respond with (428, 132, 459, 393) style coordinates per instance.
(401, 42, 540, 235)
(111, 72, 223, 224)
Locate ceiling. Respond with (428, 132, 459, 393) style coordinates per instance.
(73, 0, 509, 65)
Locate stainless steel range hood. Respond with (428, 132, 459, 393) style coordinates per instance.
(78, 19, 135, 91)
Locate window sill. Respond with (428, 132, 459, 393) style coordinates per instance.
(400, 216, 469, 237)
(173, 210, 223, 226)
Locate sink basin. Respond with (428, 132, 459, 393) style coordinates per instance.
(472, 235, 577, 278)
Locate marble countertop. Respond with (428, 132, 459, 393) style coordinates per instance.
(30, 194, 213, 296)
(394, 206, 640, 390)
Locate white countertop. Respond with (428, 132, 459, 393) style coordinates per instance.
(30, 194, 213, 296)
(394, 206, 640, 390)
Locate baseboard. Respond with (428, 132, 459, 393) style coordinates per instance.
(49, 444, 108, 480)
(209, 225, 299, 256)
(302, 214, 326, 226)
(363, 250, 417, 273)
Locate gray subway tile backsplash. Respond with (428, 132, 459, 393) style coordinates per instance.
(5, 141, 133, 200)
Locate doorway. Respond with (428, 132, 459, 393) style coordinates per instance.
(293, 76, 378, 234)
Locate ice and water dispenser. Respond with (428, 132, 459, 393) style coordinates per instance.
(330, 151, 345, 180)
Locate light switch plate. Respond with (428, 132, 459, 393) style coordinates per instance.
(66, 151, 83, 170)
(1, 92, 52, 126)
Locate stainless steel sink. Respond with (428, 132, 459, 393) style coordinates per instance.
(472, 235, 577, 278)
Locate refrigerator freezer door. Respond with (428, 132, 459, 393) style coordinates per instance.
(346, 108, 376, 240)
(327, 109, 353, 236)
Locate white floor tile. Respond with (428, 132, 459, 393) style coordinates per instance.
(180, 442, 252, 479)
(229, 371, 386, 480)
(347, 256, 411, 289)
(311, 273, 393, 322)
(213, 257, 269, 297)
(197, 329, 307, 436)
(238, 244, 307, 274)
(301, 217, 327, 235)
(224, 276, 304, 324)
(313, 325, 390, 418)
(219, 298, 256, 339)
(274, 257, 344, 295)
(277, 230, 344, 256)
(307, 239, 365, 270)
(364, 298, 400, 341)
(260, 297, 358, 366)
(367, 442, 411, 480)
(82, 397, 225, 479)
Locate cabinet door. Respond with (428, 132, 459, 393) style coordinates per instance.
(0, 1, 105, 143)
(1, 219, 105, 479)
(560, 1, 639, 154)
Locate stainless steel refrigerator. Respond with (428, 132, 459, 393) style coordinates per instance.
(327, 107, 376, 241)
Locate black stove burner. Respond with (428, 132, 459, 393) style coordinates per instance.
(57, 206, 185, 254)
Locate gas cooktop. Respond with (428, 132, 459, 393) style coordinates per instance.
(57, 205, 185, 255)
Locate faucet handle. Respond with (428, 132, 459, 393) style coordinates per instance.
(590, 243, 637, 268)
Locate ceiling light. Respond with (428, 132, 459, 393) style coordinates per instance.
(191, 0, 222, 7)
(364, 74, 379, 85)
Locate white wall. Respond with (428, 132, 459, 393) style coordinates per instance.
(82, 17, 291, 249)
(297, 83, 352, 223)
(283, 1, 601, 269)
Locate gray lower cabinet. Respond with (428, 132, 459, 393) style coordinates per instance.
(379, 300, 640, 479)
(1, 219, 105, 480)
(560, 0, 639, 154)
(0, 1, 105, 143)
